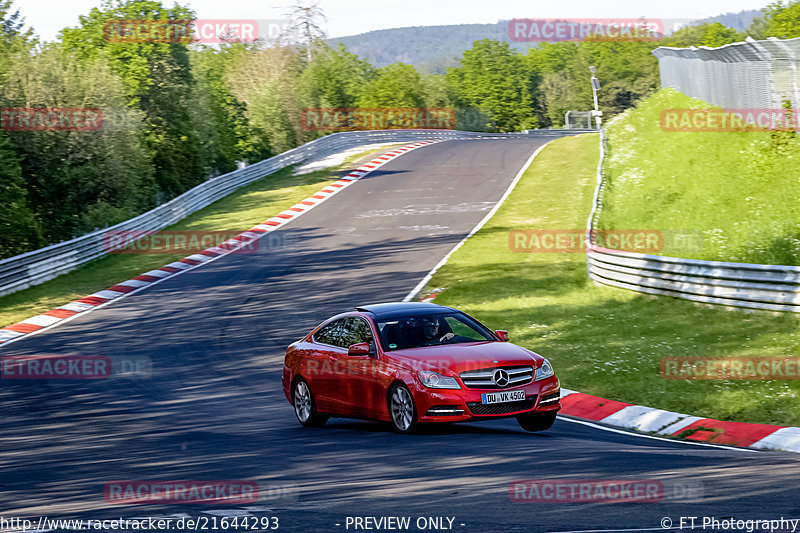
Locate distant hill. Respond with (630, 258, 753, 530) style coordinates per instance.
(329, 22, 535, 74)
(329, 9, 765, 73)
(695, 9, 761, 31)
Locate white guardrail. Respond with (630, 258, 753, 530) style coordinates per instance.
(0, 128, 591, 298)
(586, 130, 800, 313)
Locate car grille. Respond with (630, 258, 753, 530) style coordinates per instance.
(460, 365, 533, 389)
(466, 396, 537, 416)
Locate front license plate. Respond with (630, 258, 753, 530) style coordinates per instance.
(481, 390, 526, 405)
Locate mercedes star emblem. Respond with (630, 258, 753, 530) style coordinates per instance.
(493, 369, 510, 387)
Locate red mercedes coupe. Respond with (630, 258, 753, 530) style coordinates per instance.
(282, 302, 561, 433)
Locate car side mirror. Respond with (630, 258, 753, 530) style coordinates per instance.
(495, 330, 509, 342)
(348, 342, 372, 356)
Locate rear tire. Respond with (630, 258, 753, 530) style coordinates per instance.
(517, 411, 557, 432)
(292, 378, 328, 427)
(388, 384, 418, 434)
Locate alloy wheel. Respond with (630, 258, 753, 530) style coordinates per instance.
(391, 386, 415, 432)
(294, 380, 312, 422)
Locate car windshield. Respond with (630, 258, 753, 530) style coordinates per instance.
(376, 312, 495, 351)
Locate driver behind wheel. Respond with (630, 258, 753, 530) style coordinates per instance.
(420, 317, 454, 345)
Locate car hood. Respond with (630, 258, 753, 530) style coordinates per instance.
(384, 341, 544, 376)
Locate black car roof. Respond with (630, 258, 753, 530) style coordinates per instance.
(356, 302, 455, 319)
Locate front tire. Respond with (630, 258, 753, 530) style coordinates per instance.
(292, 378, 328, 427)
(388, 384, 418, 434)
(517, 411, 557, 432)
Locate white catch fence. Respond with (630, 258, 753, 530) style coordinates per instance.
(653, 37, 800, 110)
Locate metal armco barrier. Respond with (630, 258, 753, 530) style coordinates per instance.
(653, 37, 800, 111)
(0, 128, 590, 298)
(586, 131, 800, 312)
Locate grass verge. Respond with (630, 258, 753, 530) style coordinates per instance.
(421, 133, 800, 427)
(600, 88, 800, 264)
(0, 144, 402, 329)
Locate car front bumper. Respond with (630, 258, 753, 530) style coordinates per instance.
(413, 375, 561, 423)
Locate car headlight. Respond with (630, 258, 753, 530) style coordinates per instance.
(418, 370, 461, 389)
(535, 359, 555, 381)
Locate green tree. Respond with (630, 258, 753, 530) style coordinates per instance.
(298, 43, 376, 108)
(660, 22, 745, 47)
(227, 45, 305, 152)
(446, 39, 537, 132)
(702, 23, 746, 46)
(527, 39, 659, 127)
(746, 13, 770, 39)
(1, 45, 153, 242)
(526, 42, 579, 127)
(0, 2, 42, 257)
(357, 63, 425, 107)
(60, 0, 207, 198)
(0, 0, 33, 83)
(420, 74, 451, 108)
(757, 1, 800, 38)
(0, 133, 41, 257)
(190, 45, 271, 170)
(579, 40, 660, 115)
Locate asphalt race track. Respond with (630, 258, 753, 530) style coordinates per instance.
(2, 136, 800, 532)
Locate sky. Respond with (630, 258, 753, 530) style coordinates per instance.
(14, 0, 772, 43)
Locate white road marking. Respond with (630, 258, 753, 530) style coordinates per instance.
(403, 140, 553, 302)
(0, 141, 438, 348)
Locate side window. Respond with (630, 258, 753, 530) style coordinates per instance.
(339, 317, 374, 348)
(340, 317, 372, 348)
(313, 319, 345, 346)
(351, 317, 375, 346)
